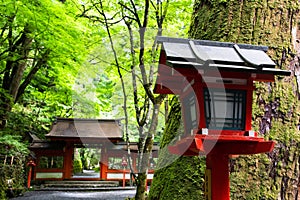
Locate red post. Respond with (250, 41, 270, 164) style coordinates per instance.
(27, 166, 32, 189)
(64, 143, 74, 179)
(206, 153, 230, 200)
(26, 160, 36, 189)
(121, 156, 128, 187)
(100, 148, 108, 180)
(123, 168, 126, 187)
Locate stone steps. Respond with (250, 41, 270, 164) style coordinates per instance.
(36, 180, 135, 191)
(45, 180, 119, 186)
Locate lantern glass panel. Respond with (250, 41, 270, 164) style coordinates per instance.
(204, 88, 246, 130)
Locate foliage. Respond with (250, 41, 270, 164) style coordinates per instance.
(73, 159, 83, 174)
(0, 0, 100, 132)
(0, 134, 27, 198)
(0, 159, 26, 199)
(0, 0, 102, 196)
(74, 148, 100, 172)
(72, 61, 116, 118)
(0, 135, 27, 199)
(0, 135, 28, 156)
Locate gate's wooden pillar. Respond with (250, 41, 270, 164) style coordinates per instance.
(64, 142, 74, 179)
(100, 147, 108, 180)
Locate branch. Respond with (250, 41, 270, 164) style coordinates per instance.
(2, 21, 22, 90)
(89, 56, 131, 74)
(139, 93, 150, 126)
(0, 21, 9, 43)
(80, 13, 123, 25)
(137, 0, 156, 104)
(160, 0, 170, 27)
(142, 0, 150, 28)
(149, 0, 169, 105)
(78, 1, 123, 25)
(150, 0, 156, 10)
(129, 0, 142, 27)
(119, 2, 141, 26)
(126, 21, 142, 125)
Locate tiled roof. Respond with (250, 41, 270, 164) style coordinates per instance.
(157, 36, 290, 76)
(46, 118, 123, 139)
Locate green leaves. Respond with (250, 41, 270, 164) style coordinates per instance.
(0, 134, 28, 155)
(0, 0, 99, 133)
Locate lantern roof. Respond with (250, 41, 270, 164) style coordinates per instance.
(157, 36, 290, 76)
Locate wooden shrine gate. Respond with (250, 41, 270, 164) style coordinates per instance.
(29, 118, 158, 183)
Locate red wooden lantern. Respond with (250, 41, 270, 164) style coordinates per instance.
(154, 37, 290, 200)
(26, 160, 36, 188)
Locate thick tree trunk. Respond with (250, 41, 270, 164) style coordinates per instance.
(0, 26, 33, 129)
(149, 97, 206, 199)
(150, 0, 300, 199)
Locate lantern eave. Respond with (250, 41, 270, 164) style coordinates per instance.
(168, 134, 275, 156)
(155, 37, 291, 89)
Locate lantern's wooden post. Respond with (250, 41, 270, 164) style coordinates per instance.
(26, 160, 36, 188)
(206, 153, 230, 200)
(245, 85, 254, 131)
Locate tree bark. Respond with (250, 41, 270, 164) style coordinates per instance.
(0, 25, 33, 129)
(136, 102, 164, 200)
(150, 0, 300, 199)
(149, 97, 206, 199)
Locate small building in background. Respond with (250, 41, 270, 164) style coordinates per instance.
(29, 118, 158, 184)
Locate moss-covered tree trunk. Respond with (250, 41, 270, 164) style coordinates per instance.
(149, 0, 300, 199)
(149, 97, 206, 199)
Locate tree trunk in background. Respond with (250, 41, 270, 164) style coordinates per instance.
(0, 26, 33, 130)
(150, 0, 300, 199)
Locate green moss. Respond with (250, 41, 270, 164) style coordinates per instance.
(149, 156, 206, 200)
(149, 97, 205, 200)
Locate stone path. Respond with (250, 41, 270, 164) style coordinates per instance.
(72, 170, 100, 179)
(10, 190, 135, 200)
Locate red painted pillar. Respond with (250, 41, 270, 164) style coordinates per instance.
(245, 85, 254, 131)
(123, 168, 126, 187)
(26, 160, 36, 188)
(100, 147, 108, 180)
(64, 143, 74, 179)
(206, 153, 230, 200)
(27, 166, 32, 188)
